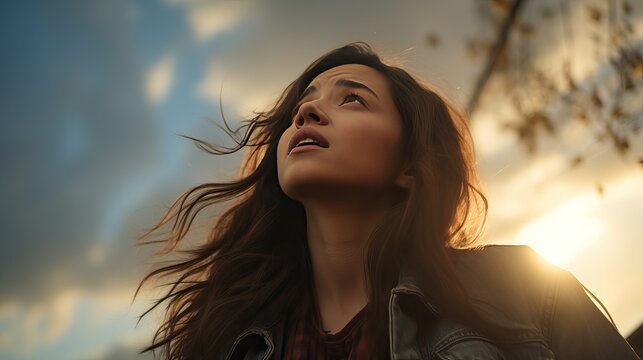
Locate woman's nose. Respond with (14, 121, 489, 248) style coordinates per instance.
(295, 100, 328, 128)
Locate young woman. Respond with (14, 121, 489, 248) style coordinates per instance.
(136, 42, 640, 359)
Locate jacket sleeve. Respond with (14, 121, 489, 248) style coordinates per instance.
(546, 269, 640, 359)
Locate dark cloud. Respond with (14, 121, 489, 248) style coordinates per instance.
(0, 0, 248, 306)
(0, 0, 165, 302)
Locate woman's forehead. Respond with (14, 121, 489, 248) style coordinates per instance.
(309, 64, 386, 89)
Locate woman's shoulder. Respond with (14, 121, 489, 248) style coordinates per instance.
(452, 244, 563, 282)
(449, 245, 565, 334)
(448, 246, 640, 359)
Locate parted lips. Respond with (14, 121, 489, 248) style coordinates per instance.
(288, 127, 330, 154)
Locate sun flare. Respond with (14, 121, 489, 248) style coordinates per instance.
(515, 193, 605, 268)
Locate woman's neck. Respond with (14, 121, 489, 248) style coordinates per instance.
(303, 198, 391, 332)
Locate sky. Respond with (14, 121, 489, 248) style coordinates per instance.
(0, 0, 641, 359)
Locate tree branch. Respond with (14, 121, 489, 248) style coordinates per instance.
(467, 0, 528, 116)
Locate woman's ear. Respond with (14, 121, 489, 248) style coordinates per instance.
(395, 168, 415, 190)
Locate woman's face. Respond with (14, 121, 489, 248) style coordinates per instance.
(277, 64, 407, 202)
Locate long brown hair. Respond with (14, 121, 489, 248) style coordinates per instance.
(135, 42, 489, 359)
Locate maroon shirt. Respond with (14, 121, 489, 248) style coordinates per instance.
(283, 288, 369, 360)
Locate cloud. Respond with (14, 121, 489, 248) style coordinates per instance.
(44, 291, 76, 344)
(0, 286, 158, 359)
(146, 55, 175, 104)
(27, 290, 76, 347)
(0, 302, 19, 351)
(197, 60, 281, 119)
(188, 3, 244, 41)
(167, 0, 253, 42)
(193, 1, 485, 119)
(0, 289, 78, 355)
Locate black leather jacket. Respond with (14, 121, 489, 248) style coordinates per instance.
(224, 245, 640, 359)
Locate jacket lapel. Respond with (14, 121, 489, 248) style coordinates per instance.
(388, 267, 439, 359)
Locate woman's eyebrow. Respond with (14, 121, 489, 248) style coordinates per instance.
(300, 79, 380, 101)
(337, 79, 380, 99)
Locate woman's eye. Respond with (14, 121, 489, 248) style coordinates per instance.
(342, 93, 365, 106)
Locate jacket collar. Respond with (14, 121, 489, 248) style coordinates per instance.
(225, 266, 439, 360)
(391, 265, 439, 316)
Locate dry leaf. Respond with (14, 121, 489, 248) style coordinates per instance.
(426, 33, 441, 48)
(516, 22, 535, 36)
(533, 112, 554, 134)
(571, 155, 583, 167)
(490, 0, 511, 13)
(595, 183, 604, 196)
(587, 6, 602, 23)
(541, 7, 554, 19)
(624, 74, 635, 91)
(577, 110, 589, 124)
(466, 39, 483, 61)
(591, 87, 603, 108)
(565, 68, 577, 91)
(614, 137, 630, 154)
(611, 104, 625, 118)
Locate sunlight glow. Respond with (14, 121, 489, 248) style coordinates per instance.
(515, 193, 605, 268)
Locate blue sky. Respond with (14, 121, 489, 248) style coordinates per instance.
(1, 0, 641, 359)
